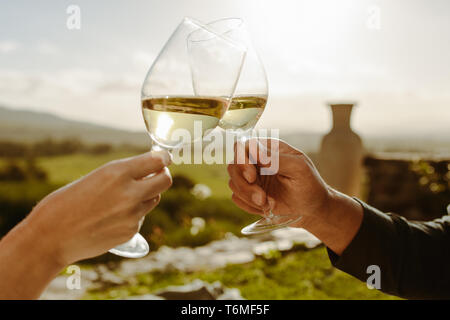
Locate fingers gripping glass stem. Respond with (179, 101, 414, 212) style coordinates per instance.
(241, 165, 302, 235)
(109, 144, 169, 258)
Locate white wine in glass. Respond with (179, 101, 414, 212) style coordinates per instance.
(142, 96, 229, 149)
(108, 17, 246, 258)
(205, 18, 268, 136)
(218, 95, 267, 131)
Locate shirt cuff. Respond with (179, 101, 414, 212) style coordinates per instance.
(326, 198, 398, 280)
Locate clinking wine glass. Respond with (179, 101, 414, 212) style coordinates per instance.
(205, 18, 302, 235)
(211, 18, 268, 137)
(108, 17, 246, 258)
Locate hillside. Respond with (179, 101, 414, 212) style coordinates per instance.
(0, 106, 149, 146)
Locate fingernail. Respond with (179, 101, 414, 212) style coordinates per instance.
(252, 192, 264, 206)
(152, 150, 171, 166)
(243, 171, 252, 183)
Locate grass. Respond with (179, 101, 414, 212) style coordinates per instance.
(41, 153, 233, 199)
(36, 151, 137, 185)
(84, 246, 400, 300)
(0, 180, 57, 202)
(169, 163, 230, 198)
(0, 151, 231, 198)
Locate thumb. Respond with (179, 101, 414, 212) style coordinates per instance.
(126, 150, 172, 179)
(247, 140, 304, 177)
(259, 151, 304, 177)
(244, 138, 307, 177)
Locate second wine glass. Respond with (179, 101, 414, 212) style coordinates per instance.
(205, 18, 302, 235)
(209, 18, 268, 138)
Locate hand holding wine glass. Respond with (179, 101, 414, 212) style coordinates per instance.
(228, 138, 331, 226)
(205, 18, 303, 234)
(228, 138, 365, 259)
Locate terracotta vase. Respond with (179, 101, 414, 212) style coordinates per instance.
(318, 103, 364, 197)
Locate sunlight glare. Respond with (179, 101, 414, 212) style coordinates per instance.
(155, 113, 174, 140)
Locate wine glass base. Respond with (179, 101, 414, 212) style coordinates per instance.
(108, 233, 149, 258)
(241, 215, 302, 235)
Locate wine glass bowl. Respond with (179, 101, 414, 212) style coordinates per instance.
(141, 18, 246, 151)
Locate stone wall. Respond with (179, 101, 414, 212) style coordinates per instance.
(363, 155, 450, 221)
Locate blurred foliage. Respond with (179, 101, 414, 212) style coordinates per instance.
(0, 156, 47, 182)
(145, 178, 255, 246)
(0, 162, 26, 181)
(0, 141, 28, 157)
(410, 160, 449, 195)
(84, 247, 400, 300)
(0, 181, 57, 236)
(364, 156, 450, 221)
(171, 174, 195, 190)
(0, 153, 53, 236)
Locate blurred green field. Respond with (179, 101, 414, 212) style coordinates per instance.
(0, 151, 232, 203)
(28, 151, 231, 198)
(0, 151, 399, 300)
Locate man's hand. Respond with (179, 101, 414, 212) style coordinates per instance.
(228, 138, 332, 224)
(227, 138, 363, 256)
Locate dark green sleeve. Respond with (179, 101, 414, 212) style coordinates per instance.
(327, 199, 450, 299)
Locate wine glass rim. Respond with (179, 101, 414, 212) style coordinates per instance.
(207, 17, 244, 29)
(185, 16, 246, 51)
(206, 17, 245, 40)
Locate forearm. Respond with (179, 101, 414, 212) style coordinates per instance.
(0, 214, 65, 299)
(297, 188, 364, 256)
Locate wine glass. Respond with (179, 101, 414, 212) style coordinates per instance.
(210, 18, 268, 138)
(108, 17, 246, 258)
(205, 18, 301, 235)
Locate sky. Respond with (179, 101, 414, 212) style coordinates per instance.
(0, 0, 449, 137)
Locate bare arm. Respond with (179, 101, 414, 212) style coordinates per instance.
(0, 151, 172, 299)
(0, 217, 65, 299)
